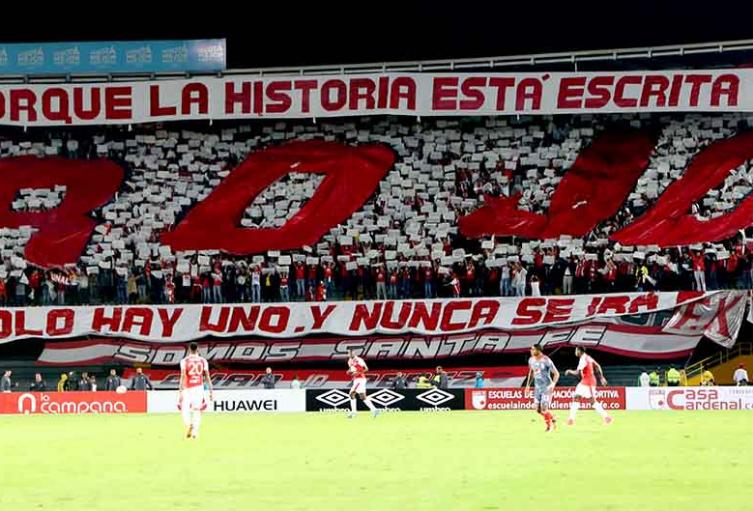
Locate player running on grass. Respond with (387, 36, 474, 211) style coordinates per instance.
(526, 343, 560, 432)
(347, 349, 379, 419)
(179, 342, 214, 439)
(564, 346, 612, 426)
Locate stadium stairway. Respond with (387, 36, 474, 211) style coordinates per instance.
(684, 343, 753, 386)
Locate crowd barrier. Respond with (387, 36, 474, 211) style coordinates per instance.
(1, 387, 751, 415)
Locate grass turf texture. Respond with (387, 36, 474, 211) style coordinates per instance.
(0, 410, 750, 510)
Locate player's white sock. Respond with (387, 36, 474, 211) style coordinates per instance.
(593, 401, 608, 418)
(181, 404, 192, 427)
(192, 411, 202, 437)
(363, 397, 376, 411)
(568, 401, 579, 421)
(350, 398, 357, 413)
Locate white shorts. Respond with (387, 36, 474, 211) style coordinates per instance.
(181, 386, 207, 411)
(574, 383, 596, 399)
(350, 377, 367, 395)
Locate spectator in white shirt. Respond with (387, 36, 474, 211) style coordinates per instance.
(499, 263, 511, 297)
(513, 263, 527, 297)
(733, 364, 749, 386)
(250, 267, 262, 303)
(562, 264, 574, 295)
(530, 275, 541, 297)
(639, 370, 650, 387)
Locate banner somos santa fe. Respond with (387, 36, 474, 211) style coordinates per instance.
(0, 70, 744, 126)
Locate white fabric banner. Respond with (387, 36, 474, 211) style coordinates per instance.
(147, 389, 306, 413)
(0, 70, 747, 126)
(0, 291, 744, 344)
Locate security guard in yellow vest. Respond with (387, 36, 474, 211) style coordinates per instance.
(416, 374, 433, 389)
(666, 367, 681, 386)
(649, 370, 660, 387)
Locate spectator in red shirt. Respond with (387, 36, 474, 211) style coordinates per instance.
(400, 268, 412, 299)
(388, 269, 399, 299)
(464, 261, 477, 297)
(307, 264, 318, 296)
(202, 274, 212, 304)
(294, 263, 306, 300)
(323, 263, 334, 300)
(587, 259, 598, 293)
(165, 274, 175, 304)
(692, 250, 706, 292)
(424, 264, 435, 299)
(574, 256, 587, 294)
(280, 272, 290, 302)
(449, 272, 461, 298)
(375, 265, 387, 300)
(212, 268, 223, 303)
(0, 279, 5, 306)
(29, 270, 41, 306)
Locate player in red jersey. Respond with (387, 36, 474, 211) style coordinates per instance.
(347, 349, 380, 419)
(564, 346, 612, 425)
(179, 342, 214, 439)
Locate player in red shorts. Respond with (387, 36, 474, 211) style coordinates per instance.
(347, 349, 380, 419)
(179, 342, 214, 439)
(564, 346, 612, 426)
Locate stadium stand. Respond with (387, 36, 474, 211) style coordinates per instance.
(0, 113, 752, 306)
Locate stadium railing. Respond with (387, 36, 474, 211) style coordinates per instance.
(684, 342, 753, 384)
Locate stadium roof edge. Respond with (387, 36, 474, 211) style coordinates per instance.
(1, 38, 753, 84)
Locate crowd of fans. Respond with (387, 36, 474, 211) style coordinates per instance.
(0, 113, 752, 306)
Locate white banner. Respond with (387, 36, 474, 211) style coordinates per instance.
(147, 389, 306, 413)
(0, 70, 746, 126)
(0, 291, 744, 343)
(626, 386, 753, 410)
(36, 327, 704, 366)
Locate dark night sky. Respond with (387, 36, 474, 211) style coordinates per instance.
(5, 1, 753, 69)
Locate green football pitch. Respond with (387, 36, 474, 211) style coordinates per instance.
(0, 411, 750, 510)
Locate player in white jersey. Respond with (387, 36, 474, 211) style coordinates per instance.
(347, 349, 379, 419)
(179, 342, 213, 439)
